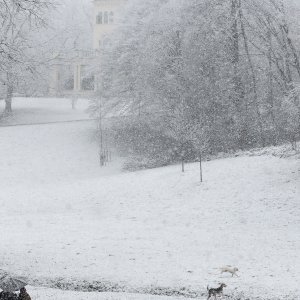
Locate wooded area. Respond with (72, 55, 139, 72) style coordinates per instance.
(92, 0, 300, 169)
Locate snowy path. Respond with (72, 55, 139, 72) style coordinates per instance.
(0, 98, 299, 299)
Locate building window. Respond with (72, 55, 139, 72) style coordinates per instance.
(81, 65, 95, 91)
(97, 11, 114, 25)
(96, 12, 103, 24)
(104, 11, 108, 24)
(109, 11, 114, 23)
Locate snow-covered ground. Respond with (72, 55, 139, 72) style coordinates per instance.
(0, 97, 91, 124)
(28, 288, 195, 300)
(0, 98, 299, 299)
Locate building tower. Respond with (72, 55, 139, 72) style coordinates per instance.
(93, 0, 126, 50)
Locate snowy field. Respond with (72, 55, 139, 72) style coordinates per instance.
(0, 97, 91, 124)
(0, 98, 299, 299)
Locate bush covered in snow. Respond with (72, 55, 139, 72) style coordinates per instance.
(111, 119, 198, 170)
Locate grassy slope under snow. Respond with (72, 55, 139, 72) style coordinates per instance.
(0, 98, 299, 300)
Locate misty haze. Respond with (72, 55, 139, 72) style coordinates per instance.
(0, 1, 299, 300)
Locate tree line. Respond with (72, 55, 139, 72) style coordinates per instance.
(91, 0, 300, 169)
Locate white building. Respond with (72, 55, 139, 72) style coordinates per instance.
(49, 0, 126, 97)
(93, 0, 126, 50)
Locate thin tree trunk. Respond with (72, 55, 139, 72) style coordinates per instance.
(199, 151, 203, 183)
(5, 83, 13, 113)
(230, 0, 246, 148)
(266, 17, 279, 145)
(239, 2, 265, 147)
(98, 100, 104, 167)
(231, 0, 243, 112)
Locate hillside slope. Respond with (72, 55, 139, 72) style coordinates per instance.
(0, 98, 299, 299)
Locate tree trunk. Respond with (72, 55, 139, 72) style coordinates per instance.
(5, 83, 13, 113)
(230, 0, 243, 111)
(266, 18, 279, 145)
(230, 0, 246, 148)
(239, 2, 265, 147)
(199, 151, 203, 183)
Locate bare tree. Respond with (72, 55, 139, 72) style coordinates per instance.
(0, 0, 53, 113)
